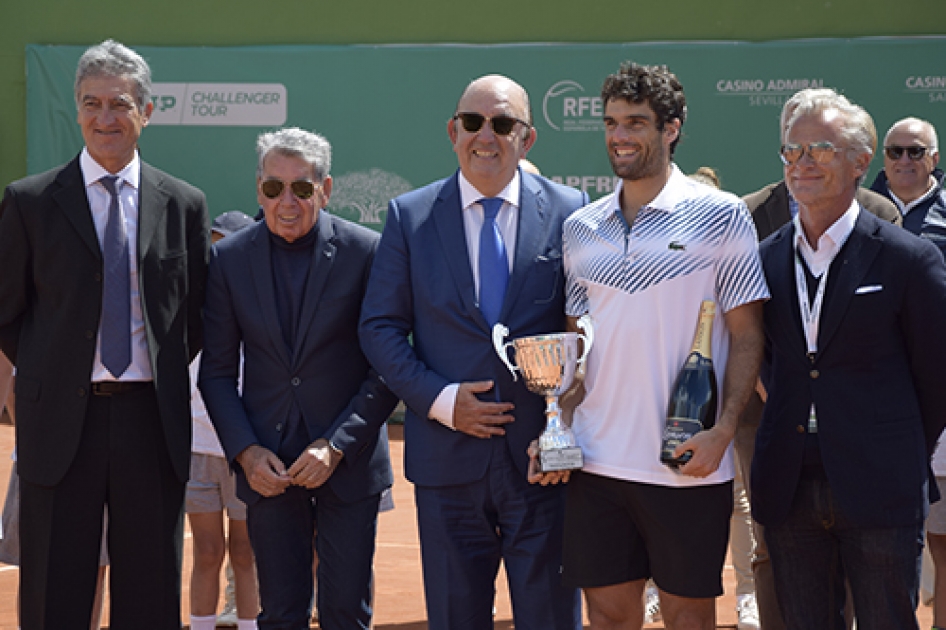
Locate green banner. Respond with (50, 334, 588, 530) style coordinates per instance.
(26, 38, 946, 227)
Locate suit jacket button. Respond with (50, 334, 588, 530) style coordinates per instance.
(85, 330, 94, 340)
(78, 388, 86, 397)
(94, 272, 102, 282)
(291, 377, 301, 386)
(810, 369, 820, 378)
(275, 423, 283, 432)
(797, 425, 805, 434)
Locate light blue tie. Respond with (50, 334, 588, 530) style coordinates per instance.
(478, 197, 508, 326)
(99, 175, 132, 378)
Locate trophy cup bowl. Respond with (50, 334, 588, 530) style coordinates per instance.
(492, 315, 593, 472)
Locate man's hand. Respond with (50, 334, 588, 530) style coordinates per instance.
(526, 439, 571, 485)
(288, 438, 344, 489)
(236, 444, 291, 497)
(452, 381, 515, 438)
(675, 425, 735, 478)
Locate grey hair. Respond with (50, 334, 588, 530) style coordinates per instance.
(885, 116, 939, 153)
(256, 127, 332, 181)
(781, 88, 876, 186)
(74, 39, 152, 109)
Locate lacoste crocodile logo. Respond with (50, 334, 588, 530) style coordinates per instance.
(668, 241, 686, 251)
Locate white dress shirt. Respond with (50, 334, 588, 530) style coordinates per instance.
(80, 148, 153, 382)
(428, 170, 521, 428)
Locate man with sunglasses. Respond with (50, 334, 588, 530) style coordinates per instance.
(870, 117, 946, 257)
(753, 88, 946, 629)
(360, 75, 586, 630)
(739, 88, 901, 630)
(199, 127, 398, 629)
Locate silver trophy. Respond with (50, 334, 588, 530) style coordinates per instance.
(492, 315, 594, 472)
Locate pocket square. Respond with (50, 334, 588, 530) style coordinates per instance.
(854, 284, 882, 295)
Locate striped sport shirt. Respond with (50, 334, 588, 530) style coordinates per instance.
(564, 164, 769, 487)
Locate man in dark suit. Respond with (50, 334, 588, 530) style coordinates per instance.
(0, 40, 210, 629)
(199, 127, 398, 630)
(359, 75, 586, 630)
(753, 87, 946, 629)
(739, 92, 901, 630)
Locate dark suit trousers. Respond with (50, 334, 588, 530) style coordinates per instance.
(414, 437, 581, 630)
(246, 484, 380, 630)
(19, 384, 184, 630)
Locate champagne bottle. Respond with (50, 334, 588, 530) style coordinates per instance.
(660, 300, 718, 469)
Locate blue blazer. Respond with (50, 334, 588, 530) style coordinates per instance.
(199, 214, 397, 506)
(359, 170, 588, 487)
(753, 208, 946, 528)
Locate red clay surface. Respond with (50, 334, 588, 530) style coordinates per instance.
(0, 420, 934, 629)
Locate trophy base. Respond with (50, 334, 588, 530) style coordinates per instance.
(540, 447, 584, 472)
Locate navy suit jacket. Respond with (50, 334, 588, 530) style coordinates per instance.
(199, 214, 397, 506)
(753, 208, 946, 528)
(359, 170, 588, 487)
(0, 156, 209, 485)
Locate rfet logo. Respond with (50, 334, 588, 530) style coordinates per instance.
(542, 80, 604, 132)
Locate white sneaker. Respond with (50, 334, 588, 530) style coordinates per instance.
(216, 601, 238, 627)
(736, 593, 761, 630)
(643, 585, 661, 623)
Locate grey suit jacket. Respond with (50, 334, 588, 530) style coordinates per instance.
(0, 155, 210, 485)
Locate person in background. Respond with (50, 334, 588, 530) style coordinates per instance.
(188, 211, 258, 630)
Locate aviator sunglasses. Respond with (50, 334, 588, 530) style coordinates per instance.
(779, 141, 843, 166)
(885, 146, 931, 161)
(453, 112, 531, 136)
(260, 179, 318, 200)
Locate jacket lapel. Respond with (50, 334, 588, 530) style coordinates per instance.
(52, 157, 101, 259)
(767, 225, 810, 362)
(137, 163, 170, 263)
(815, 209, 881, 356)
(292, 213, 337, 365)
(432, 174, 485, 329)
(500, 174, 546, 325)
(248, 223, 292, 368)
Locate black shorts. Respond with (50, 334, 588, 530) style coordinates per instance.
(562, 471, 733, 598)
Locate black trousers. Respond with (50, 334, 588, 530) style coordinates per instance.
(19, 383, 185, 630)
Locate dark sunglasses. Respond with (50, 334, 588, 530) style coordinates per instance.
(884, 146, 930, 161)
(453, 112, 531, 136)
(260, 179, 318, 200)
(779, 141, 843, 166)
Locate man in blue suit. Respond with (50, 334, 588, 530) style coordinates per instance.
(199, 127, 398, 629)
(754, 88, 946, 629)
(359, 75, 586, 630)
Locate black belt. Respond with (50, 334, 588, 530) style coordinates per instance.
(91, 381, 151, 396)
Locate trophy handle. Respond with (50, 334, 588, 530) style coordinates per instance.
(492, 323, 519, 381)
(576, 314, 594, 367)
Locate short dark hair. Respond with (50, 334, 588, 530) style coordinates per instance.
(601, 61, 687, 154)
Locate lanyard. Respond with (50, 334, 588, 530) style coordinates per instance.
(793, 251, 831, 356)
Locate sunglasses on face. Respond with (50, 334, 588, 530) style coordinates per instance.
(884, 146, 930, 161)
(453, 112, 531, 136)
(779, 141, 843, 166)
(260, 179, 318, 200)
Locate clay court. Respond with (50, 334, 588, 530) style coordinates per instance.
(0, 420, 935, 629)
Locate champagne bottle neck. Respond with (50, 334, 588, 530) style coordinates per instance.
(689, 301, 716, 358)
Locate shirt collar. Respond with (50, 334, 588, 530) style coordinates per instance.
(80, 147, 141, 190)
(458, 169, 521, 211)
(793, 197, 860, 273)
(888, 176, 941, 215)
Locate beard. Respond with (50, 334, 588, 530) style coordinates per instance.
(608, 137, 668, 181)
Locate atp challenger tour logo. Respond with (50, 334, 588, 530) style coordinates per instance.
(542, 80, 604, 132)
(715, 77, 825, 107)
(328, 169, 412, 224)
(904, 75, 946, 102)
(148, 83, 287, 126)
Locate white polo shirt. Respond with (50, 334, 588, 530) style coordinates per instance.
(564, 165, 769, 487)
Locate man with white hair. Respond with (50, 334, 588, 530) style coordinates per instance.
(870, 117, 946, 257)
(754, 88, 946, 629)
(199, 127, 397, 629)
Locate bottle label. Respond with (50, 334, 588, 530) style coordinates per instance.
(662, 417, 704, 449)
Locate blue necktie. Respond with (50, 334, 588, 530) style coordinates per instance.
(478, 197, 508, 326)
(99, 175, 132, 378)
